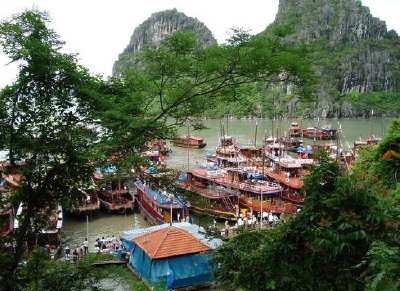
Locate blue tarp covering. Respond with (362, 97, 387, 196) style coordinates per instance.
(246, 172, 264, 179)
(121, 237, 214, 290)
(95, 166, 117, 173)
(121, 223, 222, 289)
(296, 147, 313, 154)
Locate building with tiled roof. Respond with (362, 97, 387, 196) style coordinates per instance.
(132, 227, 211, 259)
(121, 222, 221, 290)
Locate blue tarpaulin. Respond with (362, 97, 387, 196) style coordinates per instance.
(122, 238, 213, 290)
(120, 222, 222, 290)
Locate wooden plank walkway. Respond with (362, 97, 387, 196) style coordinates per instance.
(91, 260, 127, 267)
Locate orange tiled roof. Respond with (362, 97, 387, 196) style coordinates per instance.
(132, 226, 212, 259)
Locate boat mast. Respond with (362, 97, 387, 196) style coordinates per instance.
(187, 124, 190, 171)
(262, 130, 266, 174)
(254, 122, 258, 147)
(226, 114, 229, 137)
(336, 123, 340, 162)
(370, 109, 374, 138)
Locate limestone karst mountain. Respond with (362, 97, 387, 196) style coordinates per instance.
(113, 2, 399, 118)
(112, 9, 217, 76)
(266, 0, 399, 117)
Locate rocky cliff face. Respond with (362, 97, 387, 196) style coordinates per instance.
(113, 9, 217, 75)
(269, 0, 399, 117)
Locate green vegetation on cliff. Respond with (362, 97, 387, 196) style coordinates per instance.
(113, 9, 217, 76)
(263, 0, 400, 118)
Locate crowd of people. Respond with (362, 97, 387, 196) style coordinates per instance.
(64, 235, 124, 262)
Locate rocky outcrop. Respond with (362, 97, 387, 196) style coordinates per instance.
(113, 9, 217, 75)
(268, 0, 400, 117)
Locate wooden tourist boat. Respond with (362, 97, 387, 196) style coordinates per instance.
(206, 135, 251, 168)
(188, 167, 293, 216)
(288, 122, 302, 137)
(0, 204, 14, 237)
(134, 179, 190, 225)
(239, 194, 295, 215)
(302, 126, 337, 140)
(15, 203, 63, 256)
(97, 182, 135, 213)
(264, 154, 312, 204)
(278, 137, 303, 152)
(219, 167, 296, 214)
(147, 139, 171, 156)
(94, 166, 135, 213)
(0, 173, 21, 237)
(352, 136, 380, 155)
(180, 169, 238, 221)
(73, 189, 100, 214)
(206, 147, 247, 168)
(172, 135, 207, 149)
(237, 145, 263, 166)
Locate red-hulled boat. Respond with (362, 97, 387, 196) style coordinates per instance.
(172, 135, 207, 149)
(134, 178, 190, 225)
(302, 126, 337, 140)
(97, 182, 135, 214)
(0, 205, 14, 237)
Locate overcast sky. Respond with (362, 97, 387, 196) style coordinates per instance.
(0, 0, 399, 88)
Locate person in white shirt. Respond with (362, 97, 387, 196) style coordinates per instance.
(83, 238, 89, 255)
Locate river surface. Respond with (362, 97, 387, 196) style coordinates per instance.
(63, 118, 391, 251)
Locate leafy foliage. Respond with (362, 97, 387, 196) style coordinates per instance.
(0, 9, 102, 287)
(214, 151, 400, 290)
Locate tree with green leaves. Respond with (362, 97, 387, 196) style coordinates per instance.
(213, 153, 400, 290)
(0, 8, 315, 289)
(0, 9, 101, 288)
(95, 27, 315, 160)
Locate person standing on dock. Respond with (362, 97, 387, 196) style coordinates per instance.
(65, 245, 70, 259)
(224, 220, 229, 238)
(83, 238, 89, 255)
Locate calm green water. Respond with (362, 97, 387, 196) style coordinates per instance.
(61, 117, 391, 289)
(168, 118, 392, 170)
(62, 118, 391, 250)
(62, 212, 150, 252)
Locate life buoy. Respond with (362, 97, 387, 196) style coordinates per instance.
(153, 194, 157, 200)
(286, 178, 290, 183)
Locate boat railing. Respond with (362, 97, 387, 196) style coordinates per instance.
(136, 180, 185, 207)
(233, 181, 281, 193)
(100, 188, 129, 195)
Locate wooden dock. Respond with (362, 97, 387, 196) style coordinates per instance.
(91, 260, 127, 267)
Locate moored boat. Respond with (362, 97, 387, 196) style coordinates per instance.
(94, 166, 135, 213)
(14, 203, 63, 257)
(0, 204, 14, 237)
(179, 169, 238, 222)
(172, 135, 207, 149)
(302, 126, 337, 140)
(97, 183, 135, 214)
(73, 189, 100, 214)
(147, 139, 171, 156)
(134, 179, 190, 225)
(288, 122, 302, 137)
